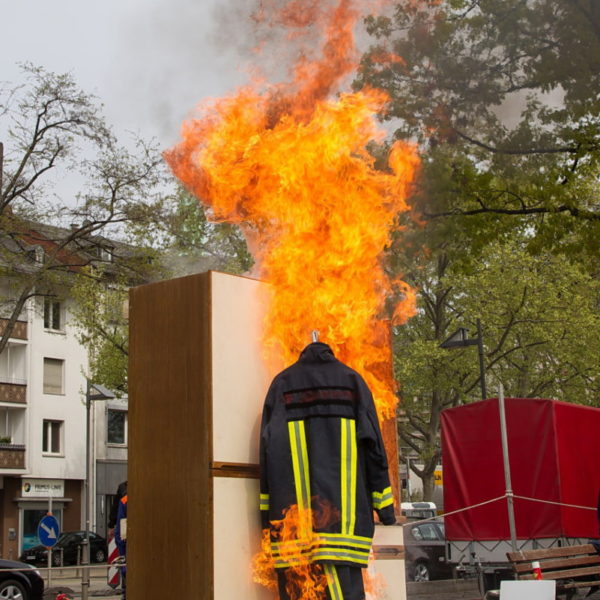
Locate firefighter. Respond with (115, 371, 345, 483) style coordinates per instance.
(260, 342, 396, 600)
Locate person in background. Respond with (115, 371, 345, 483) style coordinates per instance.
(115, 494, 128, 600)
(108, 480, 128, 534)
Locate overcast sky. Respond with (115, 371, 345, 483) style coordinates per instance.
(0, 0, 254, 150)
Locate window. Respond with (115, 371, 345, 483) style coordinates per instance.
(416, 523, 442, 541)
(42, 420, 63, 454)
(43, 358, 64, 394)
(44, 299, 62, 331)
(107, 410, 127, 445)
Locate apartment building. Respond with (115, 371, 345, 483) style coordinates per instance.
(0, 294, 130, 562)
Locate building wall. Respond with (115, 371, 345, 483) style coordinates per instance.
(0, 295, 89, 556)
(27, 297, 87, 480)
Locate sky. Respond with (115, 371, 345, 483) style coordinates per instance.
(0, 0, 253, 150)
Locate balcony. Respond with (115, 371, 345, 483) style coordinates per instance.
(0, 382, 26, 404)
(0, 319, 27, 341)
(0, 443, 25, 469)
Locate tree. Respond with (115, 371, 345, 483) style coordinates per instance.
(164, 186, 253, 276)
(392, 226, 600, 499)
(355, 1, 600, 498)
(70, 188, 253, 394)
(355, 0, 600, 246)
(0, 63, 167, 357)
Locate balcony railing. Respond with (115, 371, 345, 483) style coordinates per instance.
(0, 319, 27, 341)
(0, 444, 25, 469)
(0, 382, 26, 403)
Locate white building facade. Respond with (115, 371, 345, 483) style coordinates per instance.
(0, 292, 110, 559)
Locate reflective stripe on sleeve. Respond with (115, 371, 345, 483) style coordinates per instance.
(372, 486, 394, 509)
(260, 493, 269, 511)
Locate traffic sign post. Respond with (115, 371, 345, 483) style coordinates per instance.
(38, 514, 60, 547)
(38, 513, 60, 588)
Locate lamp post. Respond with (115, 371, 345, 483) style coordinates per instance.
(82, 381, 115, 600)
(440, 318, 487, 400)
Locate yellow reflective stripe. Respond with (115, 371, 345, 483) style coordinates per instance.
(273, 546, 370, 568)
(340, 418, 348, 534)
(272, 533, 372, 553)
(317, 534, 371, 549)
(372, 486, 392, 499)
(348, 419, 357, 535)
(372, 486, 394, 509)
(298, 421, 311, 507)
(288, 420, 311, 518)
(340, 418, 356, 535)
(260, 493, 269, 510)
(317, 532, 372, 542)
(324, 564, 344, 600)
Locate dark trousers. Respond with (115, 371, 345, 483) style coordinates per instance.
(277, 564, 365, 600)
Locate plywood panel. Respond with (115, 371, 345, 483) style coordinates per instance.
(213, 477, 273, 600)
(129, 273, 213, 600)
(211, 272, 271, 465)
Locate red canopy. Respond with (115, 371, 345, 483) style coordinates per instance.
(441, 398, 600, 540)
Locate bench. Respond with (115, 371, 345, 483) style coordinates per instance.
(507, 544, 600, 599)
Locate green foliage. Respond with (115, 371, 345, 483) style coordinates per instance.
(392, 231, 600, 499)
(165, 187, 254, 275)
(356, 0, 600, 242)
(358, 1, 600, 497)
(70, 269, 129, 394)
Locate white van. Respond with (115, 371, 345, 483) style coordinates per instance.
(400, 501, 437, 521)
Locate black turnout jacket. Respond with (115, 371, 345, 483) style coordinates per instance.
(259, 342, 395, 569)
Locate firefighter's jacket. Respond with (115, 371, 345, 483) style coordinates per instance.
(259, 342, 395, 569)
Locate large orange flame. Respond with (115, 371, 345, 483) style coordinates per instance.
(165, 0, 419, 420)
(166, 1, 418, 598)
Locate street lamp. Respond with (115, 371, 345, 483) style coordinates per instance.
(440, 318, 487, 400)
(82, 381, 115, 600)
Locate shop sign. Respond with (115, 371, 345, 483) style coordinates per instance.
(21, 478, 64, 498)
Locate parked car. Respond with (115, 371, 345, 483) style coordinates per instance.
(0, 558, 44, 600)
(404, 520, 454, 582)
(19, 531, 107, 567)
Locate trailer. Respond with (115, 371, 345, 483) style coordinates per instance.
(440, 395, 600, 592)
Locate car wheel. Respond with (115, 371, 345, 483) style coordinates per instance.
(413, 562, 431, 582)
(0, 579, 28, 600)
(93, 548, 106, 563)
(52, 552, 62, 567)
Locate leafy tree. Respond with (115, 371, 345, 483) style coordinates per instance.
(165, 186, 253, 276)
(356, 1, 600, 498)
(393, 228, 600, 500)
(70, 188, 253, 394)
(355, 0, 600, 247)
(0, 63, 166, 357)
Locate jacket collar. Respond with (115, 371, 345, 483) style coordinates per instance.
(299, 342, 336, 363)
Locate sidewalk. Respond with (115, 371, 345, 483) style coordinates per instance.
(40, 566, 122, 600)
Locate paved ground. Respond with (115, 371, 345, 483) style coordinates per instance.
(40, 566, 122, 600)
(406, 579, 600, 600)
(40, 571, 600, 599)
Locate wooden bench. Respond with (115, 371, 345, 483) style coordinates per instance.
(507, 544, 600, 599)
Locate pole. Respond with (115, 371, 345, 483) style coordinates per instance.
(82, 381, 90, 600)
(498, 383, 518, 552)
(476, 319, 487, 400)
(47, 495, 53, 589)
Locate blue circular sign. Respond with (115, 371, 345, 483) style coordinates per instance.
(38, 515, 60, 548)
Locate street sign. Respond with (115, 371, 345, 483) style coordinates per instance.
(38, 514, 60, 548)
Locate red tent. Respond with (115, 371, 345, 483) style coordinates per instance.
(441, 398, 600, 541)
